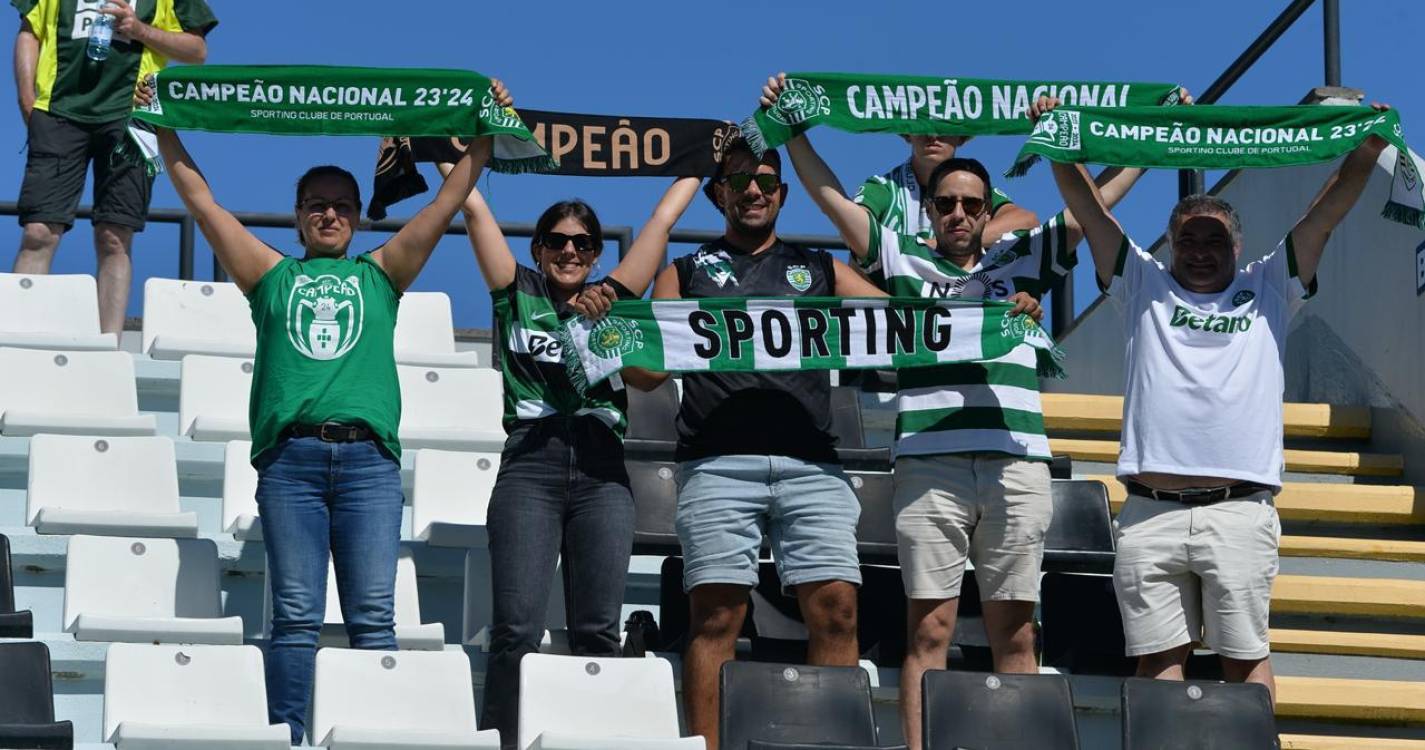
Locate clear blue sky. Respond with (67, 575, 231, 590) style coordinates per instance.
(1, 0, 1419, 330)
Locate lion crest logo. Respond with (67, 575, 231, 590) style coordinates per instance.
(768, 78, 831, 128)
(587, 317, 644, 360)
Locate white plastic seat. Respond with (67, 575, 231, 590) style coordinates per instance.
(398, 365, 505, 451)
(0, 347, 156, 436)
(0, 271, 117, 350)
(178, 354, 253, 441)
(27, 434, 198, 537)
(411, 449, 499, 547)
(518, 654, 702, 750)
(395, 292, 480, 368)
(263, 547, 444, 650)
(142, 278, 257, 360)
(222, 440, 261, 540)
(311, 648, 501, 749)
(103, 643, 288, 748)
(64, 535, 243, 644)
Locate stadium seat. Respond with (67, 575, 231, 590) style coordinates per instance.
(0, 533, 35, 639)
(397, 364, 505, 452)
(63, 535, 242, 645)
(263, 547, 445, 650)
(0, 271, 117, 351)
(26, 434, 198, 537)
(0, 347, 156, 436)
(462, 548, 570, 652)
(141, 278, 257, 360)
(222, 440, 261, 540)
(394, 291, 480, 368)
(102, 643, 288, 748)
(746, 743, 892, 750)
(178, 354, 253, 441)
(623, 379, 679, 459)
(921, 670, 1079, 749)
(847, 470, 896, 563)
(719, 662, 879, 750)
(310, 648, 501, 748)
(829, 386, 891, 470)
(630, 459, 679, 554)
(1122, 677, 1276, 749)
(1041, 572, 1134, 676)
(0, 642, 74, 749)
(1043, 479, 1115, 573)
(411, 448, 499, 547)
(517, 653, 703, 750)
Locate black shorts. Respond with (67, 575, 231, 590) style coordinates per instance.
(16, 109, 154, 232)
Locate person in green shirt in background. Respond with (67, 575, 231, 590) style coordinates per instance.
(142, 75, 514, 746)
(12, 0, 217, 333)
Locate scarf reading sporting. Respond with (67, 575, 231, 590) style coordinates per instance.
(559, 296, 1064, 394)
(125, 65, 553, 175)
(1010, 104, 1425, 228)
(367, 111, 741, 219)
(741, 73, 1182, 153)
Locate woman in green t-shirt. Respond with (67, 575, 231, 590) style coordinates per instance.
(149, 82, 514, 746)
(446, 164, 698, 745)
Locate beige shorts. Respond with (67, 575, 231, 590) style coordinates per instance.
(1113, 492, 1280, 660)
(892, 454, 1052, 602)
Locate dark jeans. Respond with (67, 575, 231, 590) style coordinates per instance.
(480, 416, 635, 749)
(255, 436, 403, 745)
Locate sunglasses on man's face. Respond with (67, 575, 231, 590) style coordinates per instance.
(722, 172, 781, 193)
(930, 195, 987, 217)
(539, 232, 598, 254)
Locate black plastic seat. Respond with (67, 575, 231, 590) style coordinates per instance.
(848, 470, 896, 563)
(922, 669, 1079, 749)
(720, 661, 879, 750)
(0, 534, 34, 639)
(629, 458, 681, 554)
(0, 642, 74, 749)
(623, 379, 680, 460)
(1043, 480, 1115, 573)
(748, 742, 902, 750)
(1122, 677, 1276, 749)
(829, 386, 891, 470)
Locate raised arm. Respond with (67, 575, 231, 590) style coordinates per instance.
(439, 160, 516, 291)
(984, 202, 1039, 240)
(102, 0, 209, 64)
(1050, 161, 1124, 289)
(1289, 104, 1393, 286)
(832, 258, 888, 296)
(373, 80, 511, 291)
(156, 128, 281, 292)
(605, 176, 700, 295)
(763, 74, 873, 261)
(13, 19, 36, 124)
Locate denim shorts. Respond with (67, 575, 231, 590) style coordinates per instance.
(674, 454, 862, 593)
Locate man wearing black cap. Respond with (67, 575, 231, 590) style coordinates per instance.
(1049, 98, 1393, 703)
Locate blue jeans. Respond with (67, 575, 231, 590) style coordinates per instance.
(254, 436, 404, 745)
(480, 417, 635, 750)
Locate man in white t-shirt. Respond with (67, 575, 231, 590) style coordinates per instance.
(1048, 96, 1392, 701)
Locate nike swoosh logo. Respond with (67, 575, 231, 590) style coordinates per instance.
(530, 311, 554, 321)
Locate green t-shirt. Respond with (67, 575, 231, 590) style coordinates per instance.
(246, 253, 402, 464)
(15, 0, 218, 124)
(492, 265, 633, 439)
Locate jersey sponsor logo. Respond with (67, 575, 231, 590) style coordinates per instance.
(508, 325, 564, 364)
(767, 78, 832, 128)
(69, 0, 133, 43)
(693, 249, 739, 288)
(1232, 289, 1256, 306)
(928, 271, 1010, 299)
(286, 274, 365, 361)
(785, 264, 813, 292)
(1169, 304, 1252, 333)
(588, 317, 645, 360)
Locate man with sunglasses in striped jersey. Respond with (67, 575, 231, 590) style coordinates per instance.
(767, 73, 1182, 750)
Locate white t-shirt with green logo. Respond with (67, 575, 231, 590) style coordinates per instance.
(1106, 236, 1314, 487)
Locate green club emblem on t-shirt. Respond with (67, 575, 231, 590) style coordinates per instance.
(1232, 290, 1256, 306)
(769, 78, 831, 127)
(588, 317, 644, 360)
(785, 264, 813, 292)
(286, 274, 365, 361)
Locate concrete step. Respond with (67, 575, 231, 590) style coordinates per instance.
(1273, 628, 1425, 660)
(1272, 575, 1425, 620)
(1280, 536, 1425, 563)
(1087, 475, 1425, 525)
(1281, 735, 1425, 749)
(1042, 394, 1373, 439)
(1054, 439, 1403, 476)
(1278, 676, 1425, 723)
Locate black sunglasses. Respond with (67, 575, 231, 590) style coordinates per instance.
(539, 232, 598, 253)
(929, 195, 988, 217)
(723, 172, 781, 193)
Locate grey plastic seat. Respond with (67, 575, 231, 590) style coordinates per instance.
(719, 661, 879, 750)
(1122, 677, 1276, 749)
(922, 670, 1079, 749)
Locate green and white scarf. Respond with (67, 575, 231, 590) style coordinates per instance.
(741, 73, 1182, 153)
(124, 65, 553, 175)
(1010, 104, 1424, 228)
(560, 296, 1064, 394)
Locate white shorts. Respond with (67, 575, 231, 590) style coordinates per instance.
(1112, 491, 1281, 660)
(892, 454, 1052, 602)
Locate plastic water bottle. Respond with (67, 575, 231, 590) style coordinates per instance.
(86, 10, 113, 62)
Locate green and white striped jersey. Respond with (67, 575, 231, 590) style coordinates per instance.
(854, 159, 1015, 240)
(861, 215, 1074, 460)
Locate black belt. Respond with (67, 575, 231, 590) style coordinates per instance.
(1124, 480, 1274, 505)
(285, 422, 373, 443)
